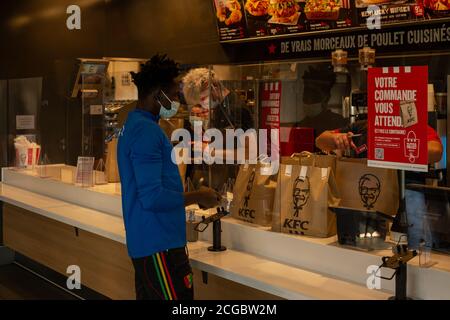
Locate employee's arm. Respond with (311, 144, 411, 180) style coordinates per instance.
(428, 141, 443, 164)
(316, 130, 356, 153)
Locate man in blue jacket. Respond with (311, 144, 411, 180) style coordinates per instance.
(118, 54, 220, 300)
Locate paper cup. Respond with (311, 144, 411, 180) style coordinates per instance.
(26, 146, 40, 168)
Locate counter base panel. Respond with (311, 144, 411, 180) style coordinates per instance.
(3, 203, 135, 300)
(2, 203, 277, 300)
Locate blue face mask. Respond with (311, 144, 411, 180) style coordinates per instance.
(158, 90, 180, 119)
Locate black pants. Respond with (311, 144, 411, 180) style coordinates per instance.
(132, 247, 194, 300)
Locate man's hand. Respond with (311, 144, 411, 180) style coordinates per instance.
(196, 187, 221, 209)
(184, 187, 221, 209)
(333, 132, 357, 153)
(316, 130, 357, 153)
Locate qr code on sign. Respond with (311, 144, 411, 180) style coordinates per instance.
(375, 148, 384, 160)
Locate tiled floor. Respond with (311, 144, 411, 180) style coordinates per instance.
(0, 264, 78, 300)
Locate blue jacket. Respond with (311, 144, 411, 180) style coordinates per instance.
(117, 109, 186, 258)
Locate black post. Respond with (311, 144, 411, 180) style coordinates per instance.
(208, 220, 226, 252)
(395, 262, 408, 300)
(392, 170, 409, 234)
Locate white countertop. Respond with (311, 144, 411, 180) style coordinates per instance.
(0, 182, 392, 300)
(188, 241, 391, 300)
(0, 183, 126, 243)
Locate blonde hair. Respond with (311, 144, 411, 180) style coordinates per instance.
(182, 68, 221, 105)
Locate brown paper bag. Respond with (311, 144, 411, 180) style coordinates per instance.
(230, 164, 277, 226)
(335, 158, 399, 216)
(273, 153, 338, 234)
(282, 152, 336, 173)
(277, 164, 340, 237)
(272, 172, 282, 232)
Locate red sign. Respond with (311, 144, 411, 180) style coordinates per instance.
(368, 66, 428, 172)
(260, 81, 281, 156)
(260, 81, 281, 130)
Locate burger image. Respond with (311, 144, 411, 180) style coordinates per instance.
(268, 0, 301, 25)
(245, 0, 270, 16)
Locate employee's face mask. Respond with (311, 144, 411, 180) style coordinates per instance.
(158, 90, 180, 119)
(189, 104, 210, 130)
(303, 102, 323, 118)
(200, 96, 220, 110)
(189, 116, 210, 130)
(303, 94, 328, 118)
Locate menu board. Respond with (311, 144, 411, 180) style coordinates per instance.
(367, 66, 429, 172)
(214, 0, 357, 41)
(213, 0, 450, 42)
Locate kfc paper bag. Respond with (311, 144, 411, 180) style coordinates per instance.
(230, 163, 277, 227)
(278, 164, 340, 237)
(336, 158, 399, 216)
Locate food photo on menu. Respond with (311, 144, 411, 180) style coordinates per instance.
(423, 0, 450, 18)
(245, 0, 309, 37)
(304, 0, 353, 30)
(214, 0, 247, 40)
(304, 0, 342, 21)
(242, 0, 354, 38)
(245, 0, 271, 16)
(267, 0, 302, 24)
(243, 0, 272, 36)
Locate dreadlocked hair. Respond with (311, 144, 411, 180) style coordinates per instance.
(130, 54, 180, 100)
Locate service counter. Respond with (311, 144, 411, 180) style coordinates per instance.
(1, 166, 449, 300)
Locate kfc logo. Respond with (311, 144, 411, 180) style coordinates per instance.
(293, 176, 310, 217)
(238, 169, 256, 221)
(359, 174, 381, 210)
(243, 169, 256, 207)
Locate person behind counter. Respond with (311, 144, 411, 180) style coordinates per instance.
(315, 120, 443, 164)
(296, 65, 348, 137)
(182, 68, 255, 190)
(117, 54, 220, 300)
